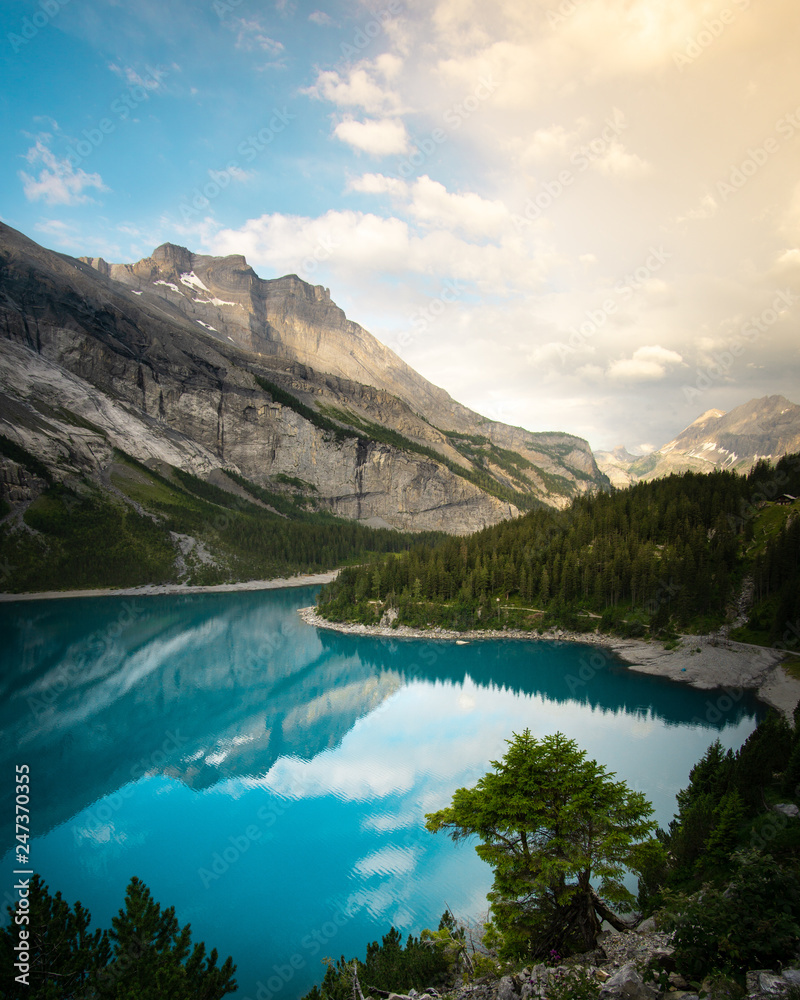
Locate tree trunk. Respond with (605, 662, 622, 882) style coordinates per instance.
(590, 888, 633, 932)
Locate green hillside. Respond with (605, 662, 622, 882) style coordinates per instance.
(317, 455, 800, 642)
(0, 449, 444, 593)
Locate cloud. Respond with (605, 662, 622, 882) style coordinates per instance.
(304, 58, 404, 114)
(608, 345, 685, 381)
(675, 194, 718, 225)
(308, 10, 333, 26)
(229, 16, 285, 62)
(204, 204, 556, 292)
(347, 173, 409, 197)
(333, 117, 409, 156)
(19, 135, 108, 206)
(591, 140, 651, 178)
(107, 63, 170, 92)
(408, 175, 510, 237)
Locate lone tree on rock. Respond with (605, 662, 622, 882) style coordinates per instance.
(425, 730, 658, 958)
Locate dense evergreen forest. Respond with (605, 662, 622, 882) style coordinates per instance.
(317, 455, 800, 644)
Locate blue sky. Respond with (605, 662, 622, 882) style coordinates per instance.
(2, 0, 799, 450)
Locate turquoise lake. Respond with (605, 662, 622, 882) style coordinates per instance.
(0, 585, 763, 999)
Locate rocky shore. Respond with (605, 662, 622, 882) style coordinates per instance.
(427, 927, 799, 1000)
(0, 570, 341, 602)
(297, 607, 800, 719)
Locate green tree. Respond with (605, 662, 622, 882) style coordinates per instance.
(425, 731, 657, 959)
(0, 873, 110, 999)
(0, 875, 236, 1000)
(97, 877, 236, 999)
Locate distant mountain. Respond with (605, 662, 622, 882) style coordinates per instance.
(0, 223, 608, 550)
(594, 396, 800, 485)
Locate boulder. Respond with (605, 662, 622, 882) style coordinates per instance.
(497, 975, 520, 1000)
(599, 962, 660, 1000)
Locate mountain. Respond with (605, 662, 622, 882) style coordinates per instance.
(594, 396, 800, 485)
(0, 223, 608, 555)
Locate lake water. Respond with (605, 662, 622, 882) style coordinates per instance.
(0, 585, 763, 999)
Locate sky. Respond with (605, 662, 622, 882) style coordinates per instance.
(2, 0, 799, 452)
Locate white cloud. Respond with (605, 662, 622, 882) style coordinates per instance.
(304, 59, 404, 114)
(333, 117, 409, 156)
(107, 63, 170, 92)
(231, 17, 284, 56)
(205, 205, 556, 293)
(408, 176, 510, 237)
(591, 140, 651, 178)
(19, 136, 108, 206)
(608, 345, 684, 381)
(308, 10, 333, 26)
(675, 194, 718, 225)
(347, 173, 409, 197)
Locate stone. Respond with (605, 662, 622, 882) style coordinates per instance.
(0, 222, 609, 543)
(746, 971, 790, 996)
(599, 962, 660, 1000)
(497, 975, 520, 1000)
(773, 803, 800, 818)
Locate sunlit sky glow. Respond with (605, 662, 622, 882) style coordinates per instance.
(2, 0, 799, 450)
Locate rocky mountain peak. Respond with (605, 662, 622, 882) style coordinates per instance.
(151, 242, 194, 272)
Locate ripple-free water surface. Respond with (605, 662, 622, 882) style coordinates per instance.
(0, 586, 762, 999)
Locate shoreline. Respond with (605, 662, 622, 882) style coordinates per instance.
(0, 570, 341, 603)
(298, 606, 800, 719)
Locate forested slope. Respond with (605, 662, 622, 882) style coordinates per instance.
(317, 455, 800, 643)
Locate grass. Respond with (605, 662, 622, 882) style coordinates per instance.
(2, 449, 447, 593)
(782, 656, 800, 681)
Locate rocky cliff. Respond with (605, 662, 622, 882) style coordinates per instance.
(0, 223, 607, 539)
(595, 396, 800, 485)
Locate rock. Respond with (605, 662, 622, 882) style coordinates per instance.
(599, 962, 660, 1000)
(782, 970, 800, 986)
(497, 975, 520, 1000)
(773, 803, 800, 818)
(0, 222, 609, 541)
(746, 971, 791, 996)
(635, 917, 658, 934)
(651, 948, 677, 973)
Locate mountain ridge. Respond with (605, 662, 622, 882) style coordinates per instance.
(594, 395, 800, 486)
(0, 223, 608, 556)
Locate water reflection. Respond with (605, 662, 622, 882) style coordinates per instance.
(0, 587, 760, 848)
(0, 587, 763, 1000)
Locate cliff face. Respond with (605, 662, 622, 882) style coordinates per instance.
(594, 397, 800, 485)
(0, 223, 606, 536)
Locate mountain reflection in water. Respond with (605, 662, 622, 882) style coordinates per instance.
(0, 586, 762, 1000)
